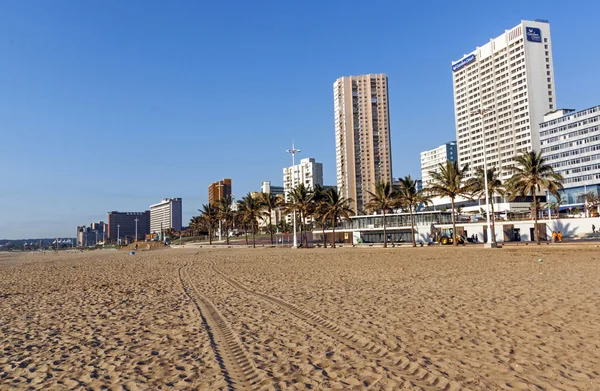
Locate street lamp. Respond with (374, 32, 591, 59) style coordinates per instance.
(471, 108, 495, 247)
(134, 218, 139, 242)
(286, 141, 301, 248)
(216, 182, 224, 241)
(117, 224, 120, 246)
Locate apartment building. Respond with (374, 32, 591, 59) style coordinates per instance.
(420, 141, 457, 186)
(540, 106, 600, 203)
(150, 198, 182, 234)
(208, 178, 232, 205)
(334, 74, 393, 214)
(452, 20, 555, 180)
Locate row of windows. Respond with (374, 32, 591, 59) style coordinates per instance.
(540, 107, 600, 129)
(540, 116, 600, 137)
(541, 124, 600, 145)
(544, 144, 600, 161)
(542, 134, 600, 153)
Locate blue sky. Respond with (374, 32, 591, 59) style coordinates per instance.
(1, 0, 599, 239)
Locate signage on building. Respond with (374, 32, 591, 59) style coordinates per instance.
(526, 27, 542, 43)
(452, 54, 476, 72)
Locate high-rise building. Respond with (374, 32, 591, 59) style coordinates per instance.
(452, 20, 555, 181)
(283, 157, 323, 224)
(540, 106, 600, 203)
(334, 74, 393, 214)
(208, 178, 232, 205)
(150, 198, 182, 234)
(261, 181, 284, 196)
(107, 211, 150, 240)
(420, 142, 458, 186)
(283, 157, 323, 200)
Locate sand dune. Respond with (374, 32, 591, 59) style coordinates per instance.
(1, 246, 599, 390)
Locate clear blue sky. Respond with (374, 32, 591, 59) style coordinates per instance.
(1, 0, 599, 239)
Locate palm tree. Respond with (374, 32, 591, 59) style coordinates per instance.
(199, 204, 217, 244)
(286, 184, 314, 248)
(312, 185, 329, 247)
(395, 175, 431, 247)
(240, 193, 263, 248)
(217, 196, 234, 245)
(259, 192, 280, 245)
(189, 216, 203, 240)
(321, 187, 354, 248)
(506, 151, 563, 245)
(468, 167, 504, 245)
(365, 181, 397, 248)
(425, 160, 472, 246)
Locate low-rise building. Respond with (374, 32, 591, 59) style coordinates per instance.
(540, 106, 600, 204)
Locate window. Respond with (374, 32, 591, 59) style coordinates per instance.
(544, 44, 548, 49)
(547, 71, 551, 76)
(544, 38, 548, 43)
(546, 64, 550, 69)
(548, 91, 552, 96)
(547, 78, 551, 82)
(545, 51, 549, 55)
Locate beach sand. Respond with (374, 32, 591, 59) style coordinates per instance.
(1, 246, 599, 390)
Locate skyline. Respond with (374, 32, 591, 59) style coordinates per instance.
(2, 1, 600, 239)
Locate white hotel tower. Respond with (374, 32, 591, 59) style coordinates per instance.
(452, 20, 555, 180)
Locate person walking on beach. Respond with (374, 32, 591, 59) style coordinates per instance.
(552, 231, 557, 243)
(558, 231, 563, 243)
(593, 224, 596, 233)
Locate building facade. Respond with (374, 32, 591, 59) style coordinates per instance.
(452, 20, 555, 181)
(283, 157, 323, 200)
(334, 74, 393, 214)
(208, 178, 232, 205)
(261, 181, 284, 196)
(420, 142, 457, 186)
(107, 211, 150, 240)
(150, 198, 183, 234)
(540, 106, 600, 204)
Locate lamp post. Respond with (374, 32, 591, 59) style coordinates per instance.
(216, 182, 224, 241)
(546, 190, 551, 221)
(117, 224, 120, 246)
(471, 108, 495, 247)
(134, 218, 139, 242)
(286, 141, 301, 248)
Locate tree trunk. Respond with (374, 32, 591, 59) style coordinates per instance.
(209, 225, 212, 245)
(252, 222, 256, 248)
(322, 220, 327, 248)
(268, 208, 274, 245)
(383, 211, 387, 248)
(331, 216, 336, 248)
(533, 194, 540, 245)
(490, 193, 498, 245)
(410, 206, 416, 247)
(244, 223, 248, 245)
(451, 198, 458, 246)
(298, 211, 303, 248)
(225, 220, 230, 245)
(303, 214, 309, 248)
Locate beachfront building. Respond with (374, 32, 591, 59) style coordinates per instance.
(283, 157, 323, 224)
(150, 198, 182, 235)
(452, 20, 555, 181)
(208, 178, 232, 205)
(261, 181, 284, 196)
(107, 211, 150, 241)
(540, 106, 600, 205)
(334, 74, 393, 214)
(420, 142, 457, 186)
(283, 158, 323, 197)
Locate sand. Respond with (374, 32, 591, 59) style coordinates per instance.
(1, 246, 599, 390)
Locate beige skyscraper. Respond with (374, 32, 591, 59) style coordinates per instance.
(333, 74, 393, 214)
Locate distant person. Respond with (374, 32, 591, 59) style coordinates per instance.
(593, 224, 596, 233)
(558, 231, 563, 243)
(552, 231, 557, 243)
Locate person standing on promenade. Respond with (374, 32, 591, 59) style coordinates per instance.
(593, 224, 596, 233)
(558, 231, 563, 243)
(552, 231, 557, 243)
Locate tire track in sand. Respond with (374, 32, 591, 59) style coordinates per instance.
(178, 263, 267, 391)
(209, 260, 471, 391)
